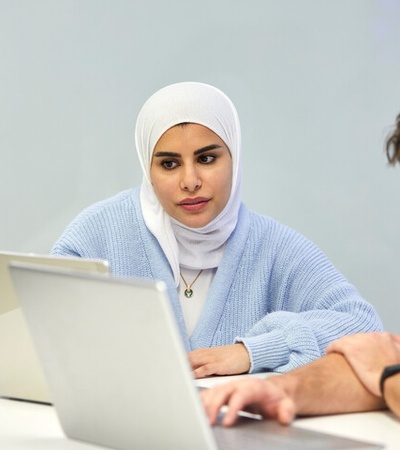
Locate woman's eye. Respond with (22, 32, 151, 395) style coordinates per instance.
(161, 160, 178, 170)
(199, 154, 216, 164)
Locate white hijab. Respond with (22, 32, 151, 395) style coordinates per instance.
(135, 82, 242, 286)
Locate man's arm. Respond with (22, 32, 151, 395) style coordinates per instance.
(326, 332, 400, 419)
(278, 352, 385, 416)
(327, 333, 400, 396)
(201, 352, 385, 427)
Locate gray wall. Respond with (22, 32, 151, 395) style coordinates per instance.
(1, 0, 399, 331)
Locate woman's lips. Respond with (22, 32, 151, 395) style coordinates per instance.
(178, 197, 210, 211)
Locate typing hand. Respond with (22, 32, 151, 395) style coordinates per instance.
(188, 344, 250, 379)
(201, 378, 295, 427)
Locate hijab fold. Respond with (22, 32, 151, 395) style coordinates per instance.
(135, 82, 242, 286)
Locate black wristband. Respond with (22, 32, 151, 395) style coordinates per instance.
(379, 364, 400, 397)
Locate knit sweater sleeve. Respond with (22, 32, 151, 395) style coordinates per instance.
(50, 189, 157, 279)
(233, 214, 383, 374)
(51, 199, 120, 260)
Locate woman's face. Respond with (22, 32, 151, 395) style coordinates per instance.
(150, 123, 233, 228)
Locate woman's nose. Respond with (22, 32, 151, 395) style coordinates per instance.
(180, 165, 201, 191)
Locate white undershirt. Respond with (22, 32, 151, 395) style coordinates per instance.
(179, 267, 216, 336)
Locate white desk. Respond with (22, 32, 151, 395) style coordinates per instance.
(295, 411, 398, 450)
(0, 398, 90, 449)
(0, 396, 398, 449)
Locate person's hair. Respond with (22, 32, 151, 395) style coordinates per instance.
(386, 113, 400, 166)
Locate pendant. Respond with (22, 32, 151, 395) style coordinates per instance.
(184, 288, 193, 298)
(180, 269, 203, 299)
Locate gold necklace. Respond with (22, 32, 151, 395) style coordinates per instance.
(180, 269, 203, 298)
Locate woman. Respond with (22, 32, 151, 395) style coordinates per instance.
(52, 82, 383, 376)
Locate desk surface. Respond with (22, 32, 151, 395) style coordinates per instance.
(0, 396, 398, 450)
(295, 411, 398, 450)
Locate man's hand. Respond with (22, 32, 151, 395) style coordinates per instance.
(201, 377, 295, 427)
(327, 332, 400, 396)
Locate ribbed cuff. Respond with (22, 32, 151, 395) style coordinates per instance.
(235, 330, 290, 373)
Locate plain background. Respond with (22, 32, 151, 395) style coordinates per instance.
(1, 0, 399, 332)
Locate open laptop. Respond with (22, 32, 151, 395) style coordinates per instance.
(9, 263, 383, 450)
(0, 251, 109, 403)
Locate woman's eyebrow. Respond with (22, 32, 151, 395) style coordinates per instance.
(153, 144, 223, 158)
(194, 144, 222, 155)
(153, 151, 180, 158)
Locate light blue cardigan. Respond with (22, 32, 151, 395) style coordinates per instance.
(52, 188, 383, 373)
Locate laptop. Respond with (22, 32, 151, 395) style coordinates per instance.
(0, 251, 109, 403)
(9, 263, 383, 450)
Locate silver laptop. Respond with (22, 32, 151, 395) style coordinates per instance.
(0, 251, 109, 403)
(10, 263, 383, 450)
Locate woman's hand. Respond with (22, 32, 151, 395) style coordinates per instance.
(327, 332, 400, 396)
(188, 343, 250, 378)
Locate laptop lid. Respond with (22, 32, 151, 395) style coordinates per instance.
(10, 263, 383, 450)
(10, 262, 217, 450)
(0, 252, 109, 403)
